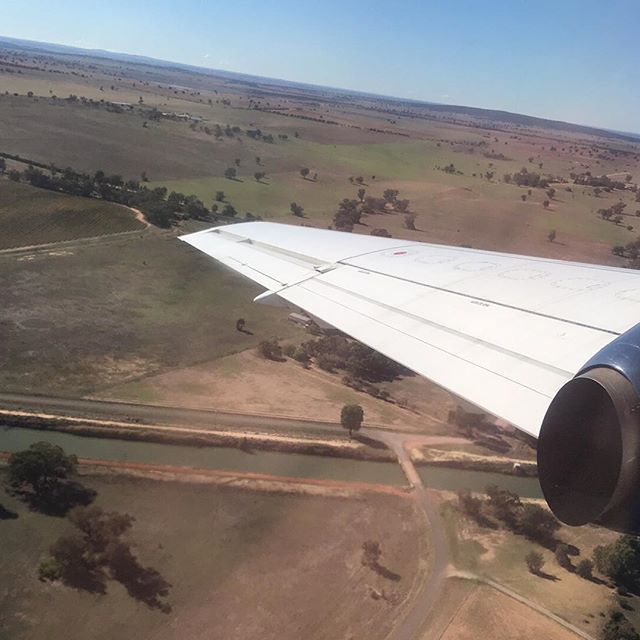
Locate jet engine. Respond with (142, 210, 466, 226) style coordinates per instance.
(538, 323, 640, 533)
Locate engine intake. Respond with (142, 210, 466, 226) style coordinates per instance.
(538, 323, 640, 533)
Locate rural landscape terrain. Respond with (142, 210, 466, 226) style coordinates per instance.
(1, 35, 640, 640)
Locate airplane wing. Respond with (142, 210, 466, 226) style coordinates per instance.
(180, 222, 640, 438)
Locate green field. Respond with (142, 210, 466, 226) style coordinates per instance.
(0, 471, 423, 640)
(0, 181, 144, 249)
(0, 231, 306, 393)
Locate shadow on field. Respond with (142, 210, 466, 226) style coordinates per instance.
(353, 434, 387, 450)
(56, 542, 172, 611)
(0, 503, 18, 520)
(108, 545, 172, 612)
(13, 480, 96, 517)
(372, 562, 402, 582)
(535, 569, 560, 582)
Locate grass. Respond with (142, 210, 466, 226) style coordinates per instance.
(0, 231, 306, 393)
(0, 471, 423, 640)
(441, 497, 627, 634)
(0, 180, 143, 249)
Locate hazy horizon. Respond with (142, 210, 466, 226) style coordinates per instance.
(2, 0, 639, 133)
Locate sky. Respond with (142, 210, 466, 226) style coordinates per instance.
(2, 0, 639, 132)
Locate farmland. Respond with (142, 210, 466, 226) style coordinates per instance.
(0, 471, 424, 640)
(0, 180, 143, 249)
(1, 37, 639, 410)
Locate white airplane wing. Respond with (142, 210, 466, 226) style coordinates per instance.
(180, 222, 640, 438)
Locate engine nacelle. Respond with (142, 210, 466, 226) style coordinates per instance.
(538, 324, 640, 533)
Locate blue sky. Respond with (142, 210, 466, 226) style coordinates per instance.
(3, 0, 639, 132)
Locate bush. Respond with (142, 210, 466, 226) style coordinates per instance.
(283, 343, 296, 358)
(525, 550, 544, 574)
(576, 558, 593, 580)
(257, 339, 283, 361)
(293, 347, 310, 364)
(38, 556, 62, 582)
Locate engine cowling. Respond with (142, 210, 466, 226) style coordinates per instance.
(538, 324, 640, 533)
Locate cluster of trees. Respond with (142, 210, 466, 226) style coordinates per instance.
(333, 198, 362, 231)
(572, 172, 628, 191)
(332, 189, 410, 231)
(613, 238, 640, 266)
(594, 535, 640, 593)
(39, 506, 171, 611)
(503, 167, 550, 189)
(299, 334, 409, 383)
(437, 163, 463, 175)
(258, 333, 407, 400)
(7, 442, 171, 610)
(600, 609, 640, 640)
(457, 485, 560, 546)
(599, 201, 628, 224)
(5, 161, 255, 228)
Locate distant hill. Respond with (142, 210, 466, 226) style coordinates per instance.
(1, 34, 638, 144)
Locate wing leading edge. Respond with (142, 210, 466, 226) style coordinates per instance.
(181, 222, 640, 437)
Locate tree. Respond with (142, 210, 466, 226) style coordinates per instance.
(300, 167, 310, 179)
(215, 190, 225, 202)
(525, 550, 544, 575)
(0, 157, 5, 173)
(548, 229, 556, 242)
(235, 318, 246, 332)
(224, 167, 237, 180)
(383, 189, 399, 204)
(8, 442, 77, 499)
(594, 536, 640, 591)
(341, 404, 364, 437)
(543, 200, 550, 209)
(404, 213, 417, 230)
(357, 188, 366, 202)
(234, 158, 241, 167)
(222, 204, 237, 217)
(254, 171, 266, 182)
(290, 202, 304, 217)
(370, 228, 392, 237)
(555, 543, 572, 570)
(518, 503, 560, 543)
(362, 540, 381, 568)
(576, 558, 593, 580)
(255, 156, 261, 165)
(546, 188, 556, 200)
(521, 194, 527, 202)
(396, 199, 410, 212)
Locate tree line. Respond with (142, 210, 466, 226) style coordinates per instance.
(0, 160, 256, 228)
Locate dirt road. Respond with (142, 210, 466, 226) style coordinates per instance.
(374, 431, 451, 640)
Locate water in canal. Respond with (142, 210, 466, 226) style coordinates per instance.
(0, 426, 406, 486)
(417, 465, 543, 499)
(0, 426, 544, 497)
